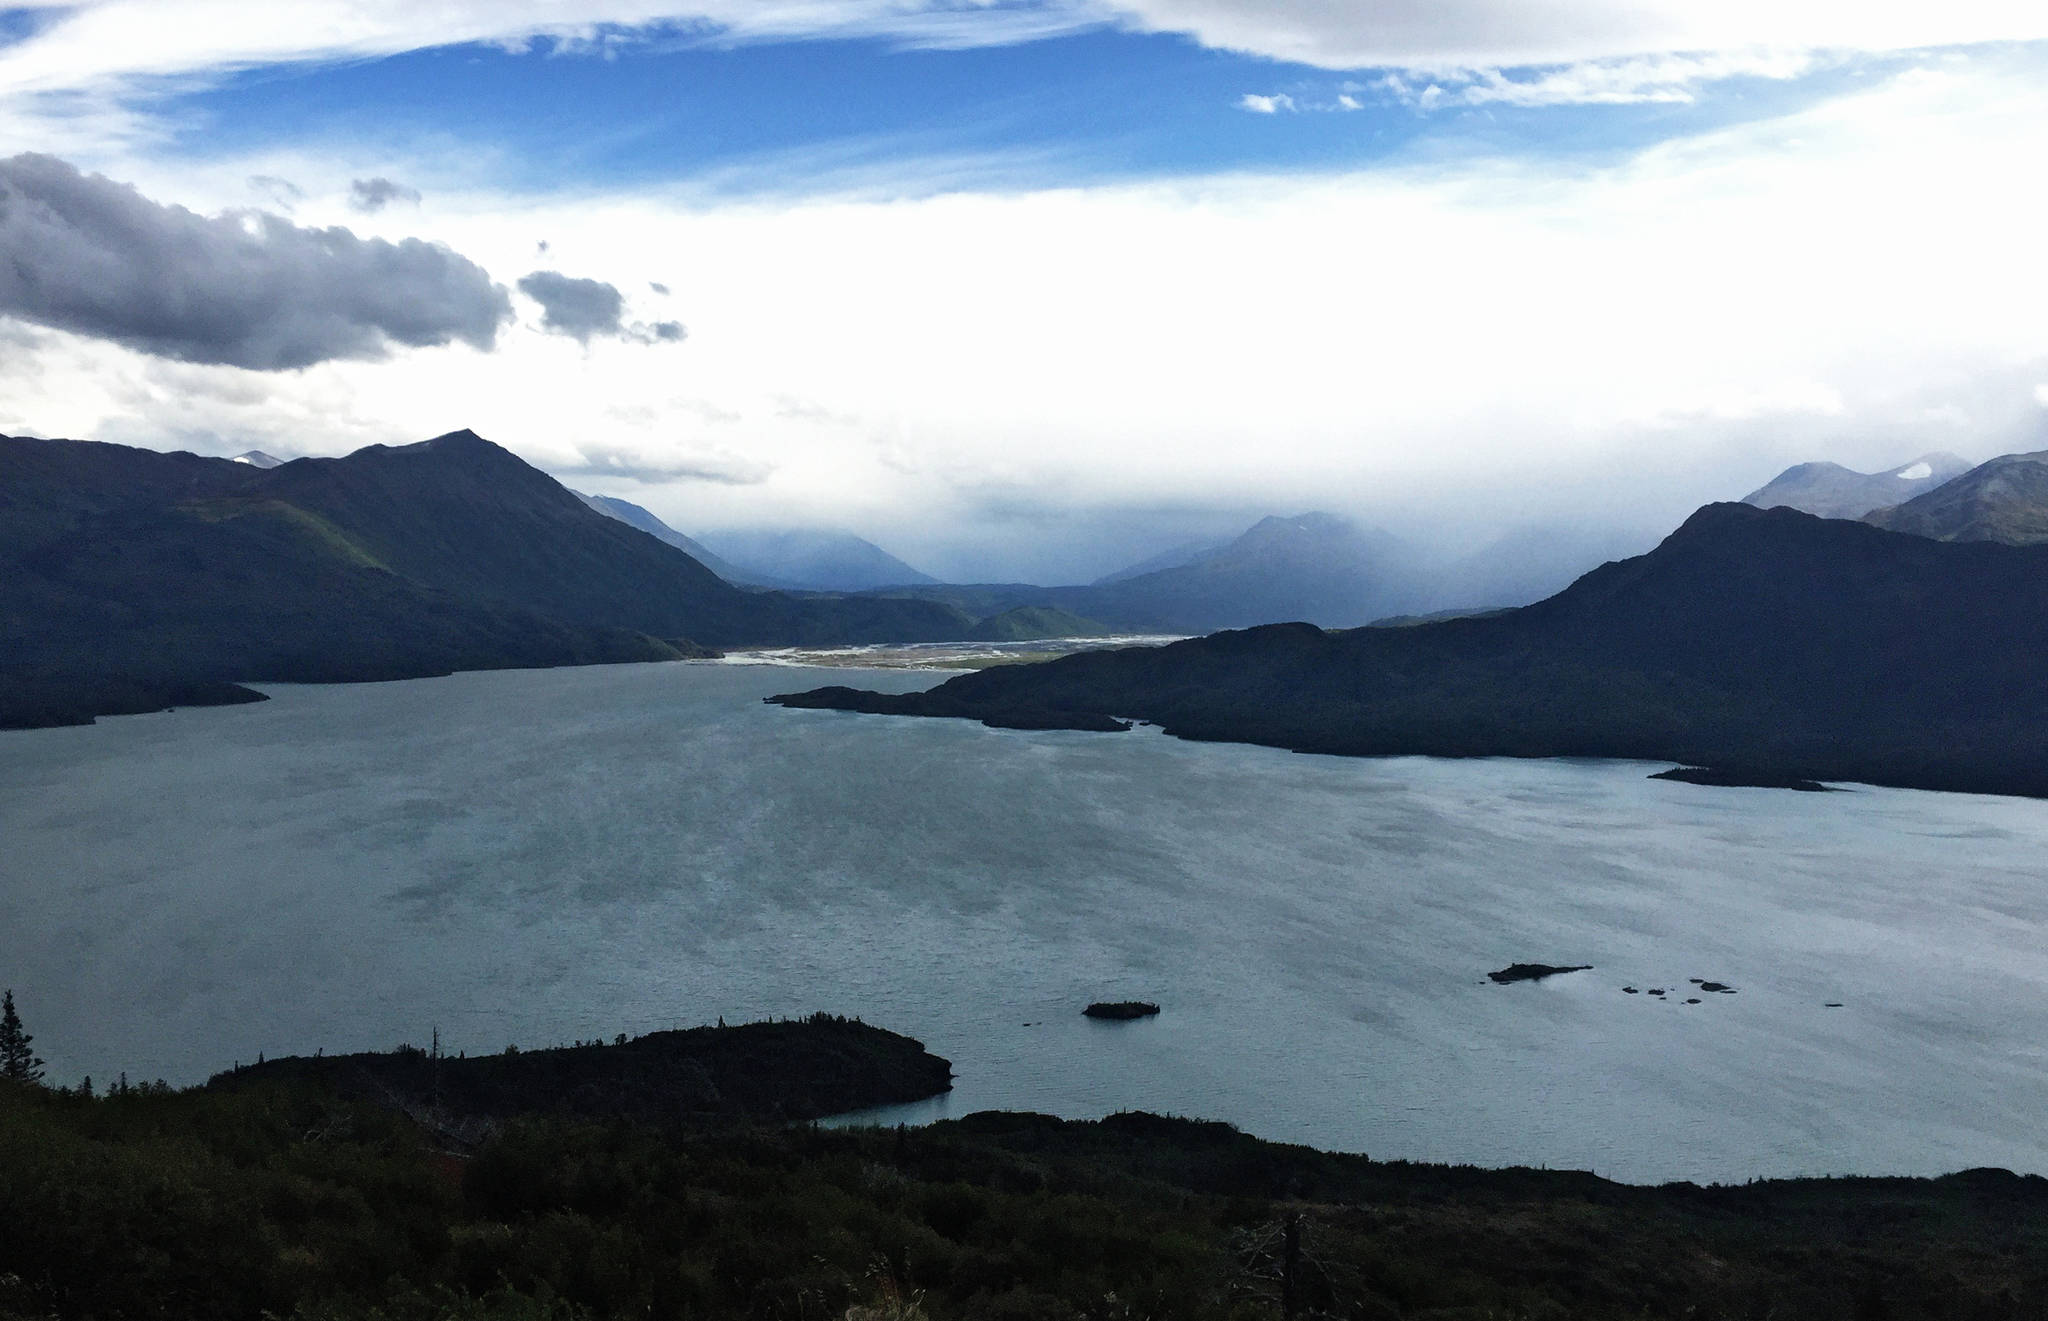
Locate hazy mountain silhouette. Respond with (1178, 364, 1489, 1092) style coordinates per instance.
(572, 490, 766, 586)
(1090, 538, 1227, 586)
(1430, 524, 1658, 612)
(877, 512, 1429, 634)
(698, 528, 938, 592)
(226, 432, 964, 644)
(1742, 453, 1969, 520)
(1865, 449, 2048, 545)
(0, 430, 971, 727)
(775, 503, 2048, 797)
(1074, 513, 1428, 632)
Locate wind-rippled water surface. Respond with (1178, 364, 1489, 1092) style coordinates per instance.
(4, 659, 2047, 1184)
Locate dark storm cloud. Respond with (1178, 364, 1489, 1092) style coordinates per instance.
(517, 270, 624, 341)
(518, 270, 686, 345)
(0, 154, 512, 370)
(348, 176, 420, 212)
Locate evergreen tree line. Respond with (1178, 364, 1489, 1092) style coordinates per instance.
(0, 990, 43, 1086)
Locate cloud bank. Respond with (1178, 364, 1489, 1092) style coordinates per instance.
(1115, 0, 2048, 69)
(2, 12, 2045, 581)
(0, 153, 510, 369)
(7, 2, 2046, 167)
(4, 0, 2046, 102)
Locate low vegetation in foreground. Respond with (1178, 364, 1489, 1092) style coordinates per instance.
(5, 1014, 2048, 1320)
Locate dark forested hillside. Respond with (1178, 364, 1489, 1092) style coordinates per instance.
(775, 503, 2048, 797)
(6, 1064, 2048, 1321)
(0, 431, 971, 728)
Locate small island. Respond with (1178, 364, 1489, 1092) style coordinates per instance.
(1488, 964, 1592, 984)
(1651, 767, 1838, 792)
(211, 1013, 952, 1128)
(1084, 1001, 1162, 1020)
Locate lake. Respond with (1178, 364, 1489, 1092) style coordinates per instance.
(4, 658, 2047, 1185)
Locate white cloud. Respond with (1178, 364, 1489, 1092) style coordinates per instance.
(1373, 49, 1824, 110)
(1266, 51, 1824, 115)
(4, 58, 2045, 580)
(6, 2, 2047, 141)
(0, 3, 1102, 100)
(3, 2, 2042, 183)
(0, 2, 1115, 154)
(2035, 384, 2048, 408)
(1114, 0, 2048, 70)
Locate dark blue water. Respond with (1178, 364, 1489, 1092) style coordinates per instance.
(5, 659, 2047, 1183)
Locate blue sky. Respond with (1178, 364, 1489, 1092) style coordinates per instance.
(2, 3, 2047, 581)
(168, 27, 1875, 197)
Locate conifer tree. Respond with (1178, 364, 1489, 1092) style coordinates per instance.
(0, 989, 46, 1085)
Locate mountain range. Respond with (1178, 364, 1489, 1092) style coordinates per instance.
(573, 491, 939, 592)
(1865, 449, 2048, 545)
(869, 512, 1650, 636)
(1740, 445, 2048, 545)
(1089, 538, 1224, 585)
(567, 443, 2048, 640)
(571, 491, 762, 586)
(774, 502, 2048, 798)
(1066, 512, 1429, 632)
(868, 513, 1430, 635)
(697, 528, 937, 592)
(21, 424, 2048, 774)
(1742, 452, 1971, 519)
(0, 430, 982, 729)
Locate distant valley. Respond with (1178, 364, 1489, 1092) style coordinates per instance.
(18, 425, 2048, 795)
(776, 497, 2048, 798)
(856, 513, 1655, 637)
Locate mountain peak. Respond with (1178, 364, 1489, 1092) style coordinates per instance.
(1866, 448, 2048, 545)
(420, 428, 494, 451)
(1246, 511, 1352, 536)
(1671, 500, 1770, 534)
(1742, 452, 1968, 520)
(231, 450, 284, 469)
